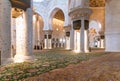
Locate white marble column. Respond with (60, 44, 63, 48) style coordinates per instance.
(64, 27, 71, 50)
(70, 25, 74, 50)
(35, 16, 40, 50)
(44, 35, 48, 49)
(84, 30, 89, 52)
(37, 18, 40, 47)
(100, 39, 104, 48)
(33, 15, 36, 49)
(11, 18, 16, 55)
(97, 40, 101, 48)
(0, 0, 13, 65)
(14, 7, 34, 63)
(34, 15, 38, 49)
(66, 37, 70, 50)
(48, 38, 52, 49)
(80, 18, 85, 52)
(44, 30, 52, 49)
(69, 0, 91, 53)
(74, 30, 80, 52)
(84, 20, 89, 52)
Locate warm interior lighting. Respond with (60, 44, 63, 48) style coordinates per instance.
(53, 18, 64, 25)
(56, 28, 59, 31)
(59, 38, 62, 43)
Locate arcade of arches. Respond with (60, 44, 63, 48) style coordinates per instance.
(0, 0, 120, 65)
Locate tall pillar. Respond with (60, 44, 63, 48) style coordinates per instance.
(11, 18, 17, 60)
(44, 34, 47, 49)
(97, 40, 101, 48)
(100, 35, 105, 48)
(69, 9, 92, 53)
(64, 25, 71, 50)
(66, 37, 70, 49)
(33, 14, 39, 50)
(70, 23, 74, 50)
(35, 15, 38, 49)
(84, 20, 89, 52)
(80, 18, 85, 52)
(73, 30, 80, 52)
(33, 15, 36, 49)
(44, 30, 52, 49)
(37, 18, 40, 48)
(14, 3, 34, 62)
(35, 15, 40, 50)
(0, 0, 13, 65)
(100, 39, 104, 48)
(65, 33, 70, 50)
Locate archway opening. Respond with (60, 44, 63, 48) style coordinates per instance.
(51, 9, 65, 48)
(89, 20, 102, 48)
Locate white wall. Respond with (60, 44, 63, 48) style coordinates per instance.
(105, 0, 120, 52)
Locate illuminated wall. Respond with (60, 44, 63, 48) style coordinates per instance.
(52, 18, 65, 47)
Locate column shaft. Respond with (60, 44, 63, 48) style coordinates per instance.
(35, 16, 38, 47)
(48, 38, 52, 49)
(97, 40, 101, 48)
(66, 37, 70, 49)
(70, 26, 74, 50)
(44, 34, 48, 49)
(100, 39, 104, 48)
(84, 30, 89, 52)
(37, 19, 40, 46)
(44, 31, 52, 49)
(14, 7, 34, 63)
(0, 0, 13, 65)
(80, 19, 85, 52)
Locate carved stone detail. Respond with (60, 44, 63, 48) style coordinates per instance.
(69, 8, 92, 20)
(64, 25, 71, 32)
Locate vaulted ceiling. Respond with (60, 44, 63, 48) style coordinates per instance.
(54, 10, 65, 21)
(10, 0, 31, 18)
(11, 0, 105, 19)
(53, 0, 105, 21)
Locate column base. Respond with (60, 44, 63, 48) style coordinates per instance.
(14, 55, 35, 63)
(1, 58, 14, 65)
(48, 47, 52, 49)
(66, 48, 71, 50)
(44, 47, 48, 49)
(84, 50, 89, 53)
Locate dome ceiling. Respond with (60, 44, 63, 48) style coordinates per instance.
(90, 0, 105, 7)
(54, 10, 65, 21)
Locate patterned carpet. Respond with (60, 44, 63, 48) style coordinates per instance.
(24, 52, 120, 81)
